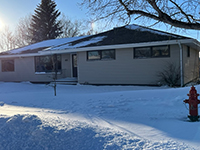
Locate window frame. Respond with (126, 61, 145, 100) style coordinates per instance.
(35, 55, 62, 73)
(87, 49, 115, 61)
(1, 59, 15, 72)
(134, 45, 170, 59)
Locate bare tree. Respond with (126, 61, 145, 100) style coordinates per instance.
(14, 14, 32, 47)
(52, 54, 58, 96)
(0, 13, 94, 52)
(81, 0, 200, 30)
(58, 14, 101, 37)
(58, 14, 83, 38)
(0, 26, 16, 52)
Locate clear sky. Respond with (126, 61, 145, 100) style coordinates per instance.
(0, 0, 87, 30)
(0, 0, 199, 41)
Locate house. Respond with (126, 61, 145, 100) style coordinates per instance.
(0, 24, 199, 86)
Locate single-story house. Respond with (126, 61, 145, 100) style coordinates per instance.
(0, 24, 199, 86)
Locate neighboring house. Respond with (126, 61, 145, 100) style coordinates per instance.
(0, 24, 199, 86)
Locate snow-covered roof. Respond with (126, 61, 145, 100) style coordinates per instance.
(125, 24, 179, 38)
(6, 36, 88, 54)
(43, 24, 189, 52)
(46, 36, 107, 51)
(0, 24, 195, 56)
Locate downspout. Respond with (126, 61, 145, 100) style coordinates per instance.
(178, 42, 184, 87)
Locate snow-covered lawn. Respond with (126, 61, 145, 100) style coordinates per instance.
(0, 82, 199, 149)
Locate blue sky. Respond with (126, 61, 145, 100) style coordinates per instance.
(0, 0, 87, 30)
(0, 0, 199, 41)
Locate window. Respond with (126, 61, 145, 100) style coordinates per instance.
(2, 60, 14, 72)
(87, 50, 115, 60)
(187, 46, 190, 57)
(87, 51, 101, 60)
(134, 47, 151, 58)
(102, 50, 115, 60)
(152, 46, 170, 57)
(134, 45, 170, 59)
(35, 55, 61, 73)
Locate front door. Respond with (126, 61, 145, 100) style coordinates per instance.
(72, 54, 77, 77)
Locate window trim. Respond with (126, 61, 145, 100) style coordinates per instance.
(87, 49, 115, 61)
(134, 45, 170, 59)
(1, 59, 15, 72)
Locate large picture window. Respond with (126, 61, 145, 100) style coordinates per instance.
(134, 45, 170, 59)
(35, 55, 61, 73)
(2, 60, 14, 72)
(87, 49, 115, 60)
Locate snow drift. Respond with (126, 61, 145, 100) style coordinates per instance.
(0, 82, 199, 149)
(0, 114, 192, 150)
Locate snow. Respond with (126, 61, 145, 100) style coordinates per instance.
(7, 36, 87, 54)
(48, 36, 107, 51)
(0, 82, 200, 149)
(125, 24, 179, 37)
(6, 35, 105, 54)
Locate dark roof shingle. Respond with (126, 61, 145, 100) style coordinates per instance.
(67, 24, 188, 48)
(0, 24, 190, 55)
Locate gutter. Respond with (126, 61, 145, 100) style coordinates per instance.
(38, 39, 195, 55)
(0, 53, 48, 58)
(178, 42, 184, 87)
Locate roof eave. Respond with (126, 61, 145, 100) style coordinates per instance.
(0, 38, 199, 58)
(0, 53, 45, 58)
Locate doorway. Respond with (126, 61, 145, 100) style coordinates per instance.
(72, 54, 77, 77)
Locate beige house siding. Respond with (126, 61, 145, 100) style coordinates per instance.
(0, 54, 71, 82)
(78, 45, 180, 85)
(0, 44, 199, 85)
(183, 45, 199, 84)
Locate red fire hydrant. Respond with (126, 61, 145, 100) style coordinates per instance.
(184, 86, 200, 121)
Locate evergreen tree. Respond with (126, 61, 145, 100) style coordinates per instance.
(29, 0, 63, 44)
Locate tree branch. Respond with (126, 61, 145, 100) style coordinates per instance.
(188, 14, 200, 22)
(82, 0, 200, 30)
(129, 0, 200, 30)
(118, 0, 130, 16)
(129, 10, 161, 21)
(169, 0, 191, 23)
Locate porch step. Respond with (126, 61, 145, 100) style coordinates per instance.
(51, 77, 78, 85)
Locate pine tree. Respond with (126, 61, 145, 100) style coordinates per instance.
(29, 0, 63, 44)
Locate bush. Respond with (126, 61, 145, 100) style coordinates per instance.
(157, 63, 181, 87)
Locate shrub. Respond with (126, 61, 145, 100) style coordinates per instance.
(157, 63, 181, 87)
